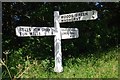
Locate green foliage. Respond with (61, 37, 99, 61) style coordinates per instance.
(3, 48, 117, 78)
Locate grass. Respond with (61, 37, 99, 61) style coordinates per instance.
(1, 48, 119, 78)
(20, 48, 118, 78)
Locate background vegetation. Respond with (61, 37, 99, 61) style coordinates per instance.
(1, 2, 119, 79)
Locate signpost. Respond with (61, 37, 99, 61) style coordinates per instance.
(16, 26, 79, 39)
(59, 10, 97, 23)
(15, 10, 98, 73)
(16, 27, 55, 37)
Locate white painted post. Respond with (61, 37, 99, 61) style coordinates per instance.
(54, 11, 63, 72)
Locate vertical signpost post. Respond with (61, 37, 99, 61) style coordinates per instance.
(15, 10, 97, 73)
(54, 11, 63, 72)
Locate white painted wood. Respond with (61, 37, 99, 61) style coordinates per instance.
(61, 28, 79, 39)
(59, 10, 98, 23)
(16, 27, 79, 39)
(54, 11, 63, 73)
(15, 26, 55, 37)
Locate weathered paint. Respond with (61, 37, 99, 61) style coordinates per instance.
(54, 11, 63, 72)
(59, 10, 98, 23)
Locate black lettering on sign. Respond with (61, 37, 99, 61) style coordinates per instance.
(81, 13, 85, 16)
(68, 19, 72, 22)
(19, 27, 31, 32)
(33, 32, 38, 36)
(73, 17, 79, 21)
(41, 28, 46, 31)
(78, 13, 82, 16)
(67, 19, 69, 22)
(67, 14, 74, 18)
(74, 13, 78, 17)
(64, 19, 67, 22)
(61, 14, 74, 19)
(62, 15, 65, 19)
(30, 32, 36, 36)
(76, 12, 88, 17)
(67, 15, 70, 18)
(78, 17, 81, 20)
(30, 32, 32, 35)
(19, 28, 24, 31)
(92, 16, 94, 18)
(70, 32, 75, 34)
(20, 32, 22, 36)
(61, 16, 64, 18)
(46, 28, 50, 32)
(61, 20, 64, 22)
(33, 28, 40, 32)
(85, 12, 88, 16)
(20, 32, 27, 36)
(38, 32, 41, 35)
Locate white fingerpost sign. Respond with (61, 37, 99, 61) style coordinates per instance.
(16, 27, 55, 37)
(59, 10, 97, 23)
(15, 10, 97, 73)
(16, 27, 79, 39)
